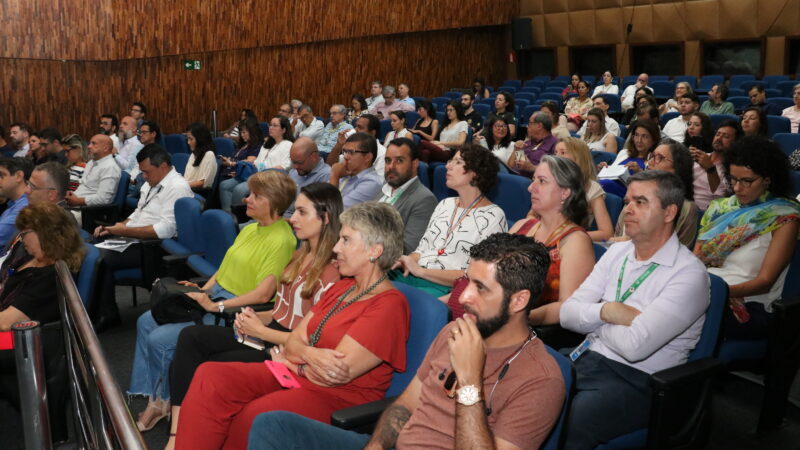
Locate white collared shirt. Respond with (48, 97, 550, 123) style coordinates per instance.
(116, 136, 144, 172)
(379, 176, 418, 203)
(125, 168, 193, 238)
(13, 144, 29, 158)
(560, 234, 709, 374)
(74, 154, 121, 206)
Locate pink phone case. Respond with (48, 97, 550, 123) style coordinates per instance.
(264, 360, 301, 389)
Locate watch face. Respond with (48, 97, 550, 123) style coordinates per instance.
(456, 385, 481, 406)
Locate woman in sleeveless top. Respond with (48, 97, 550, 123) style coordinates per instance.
(582, 108, 617, 154)
(408, 100, 439, 142)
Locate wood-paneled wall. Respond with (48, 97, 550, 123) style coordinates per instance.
(0, 27, 510, 138)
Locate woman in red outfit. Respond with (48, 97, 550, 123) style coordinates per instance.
(175, 202, 410, 450)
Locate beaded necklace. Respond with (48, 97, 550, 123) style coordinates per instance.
(308, 274, 388, 347)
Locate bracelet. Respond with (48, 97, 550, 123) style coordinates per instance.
(297, 364, 306, 378)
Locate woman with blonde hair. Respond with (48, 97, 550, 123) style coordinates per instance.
(61, 134, 88, 191)
(582, 108, 617, 154)
(555, 137, 614, 241)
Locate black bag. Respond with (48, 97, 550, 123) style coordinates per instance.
(150, 277, 206, 325)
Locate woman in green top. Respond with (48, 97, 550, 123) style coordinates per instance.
(699, 84, 735, 116)
(129, 170, 298, 432)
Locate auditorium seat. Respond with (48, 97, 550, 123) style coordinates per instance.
(776, 80, 798, 97)
(442, 91, 460, 100)
(765, 88, 782, 99)
(591, 150, 616, 166)
(766, 115, 791, 137)
(76, 242, 102, 308)
(80, 171, 131, 233)
(709, 114, 739, 131)
(171, 152, 190, 175)
(773, 133, 800, 157)
(164, 133, 190, 154)
(659, 112, 679, 128)
(648, 80, 674, 98)
(187, 209, 238, 278)
(519, 86, 541, 94)
(541, 346, 575, 450)
(763, 75, 790, 89)
(601, 94, 622, 114)
(404, 111, 419, 129)
(673, 75, 697, 89)
(515, 92, 537, 103)
(768, 97, 794, 111)
(740, 80, 765, 93)
(497, 85, 517, 94)
(521, 105, 541, 124)
(502, 79, 522, 88)
(161, 197, 204, 256)
(648, 75, 670, 82)
(472, 103, 490, 119)
(213, 137, 235, 158)
(727, 96, 750, 112)
(539, 92, 562, 103)
(728, 75, 755, 90)
(697, 75, 724, 92)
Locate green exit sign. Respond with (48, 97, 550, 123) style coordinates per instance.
(183, 60, 201, 70)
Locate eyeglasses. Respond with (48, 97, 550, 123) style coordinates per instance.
(646, 152, 672, 164)
(291, 150, 318, 166)
(729, 175, 762, 188)
(492, 123, 508, 129)
(130, 108, 142, 113)
(342, 149, 370, 156)
(27, 180, 55, 191)
(137, 129, 153, 135)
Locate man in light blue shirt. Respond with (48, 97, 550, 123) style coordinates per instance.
(329, 133, 382, 209)
(284, 138, 332, 218)
(316, 104, 353, 157)
(0, 157, 31, 250)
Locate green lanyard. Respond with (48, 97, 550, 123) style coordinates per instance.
(615, 256, 659, 303)
(382, 186, 407, 205)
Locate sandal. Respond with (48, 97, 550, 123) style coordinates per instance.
(136, 399, 170, 432)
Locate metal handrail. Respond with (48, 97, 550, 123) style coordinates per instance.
(55, 261, 146, 449)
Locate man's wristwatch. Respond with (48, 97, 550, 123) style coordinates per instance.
(217, 301, 225, 313)
(455, 385, 482, 406)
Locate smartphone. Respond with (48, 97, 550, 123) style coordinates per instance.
(685, 135, 709, 153)
(264, 361, 301, 389)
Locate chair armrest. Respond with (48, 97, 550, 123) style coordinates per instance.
(650, 357, 723, 390)
(331, 397, 397, 431)
(212, 303, 275, 326)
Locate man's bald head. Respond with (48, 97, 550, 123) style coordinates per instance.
(88, 134, 113, 160)
(290, 137, 320, 175)
(120, 115, 137, 138)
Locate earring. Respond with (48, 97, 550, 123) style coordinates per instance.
(369, 256, 376, 263)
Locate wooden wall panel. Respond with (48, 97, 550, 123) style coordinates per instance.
(0, 27, 508, 138)
(1, 0, 516, 60)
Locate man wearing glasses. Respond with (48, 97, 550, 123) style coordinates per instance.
(329, 132, 382, 209)
(621, 73, 650, 111)
(130, 102, 147, 126)
(368, 85, 414, 120)
(316, 104, 353, 157)
(99, 114, 121, 150)
(115, 115, 144, 173)
(282, 137, 331, 218)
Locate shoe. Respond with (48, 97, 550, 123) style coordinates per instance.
(136, 399, 170, 432)
(93, 314, 121, 333)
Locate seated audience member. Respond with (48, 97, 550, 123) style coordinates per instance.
(36, 128, 68, 165)
(419, 100, 468, 163)
(486, 92, 517, 137)
(782, 83, 800, 133)
(749, 84, 782, 116)
(539, 101, 571, 140)
(317, 104, 353, 156)
(661, 93, 699, 141)
(700, 84, 735, 115)
(509, 156, 595, 324)
(127, 121, 161, 195)
(247, 233, 565, 450)
(375, 138, 437, 253)
(65, 135, 121, 216)
(174, 202, 409, 450)
(329, 132, 383, 209)
(611, 140, 699, 248)
(292, 105, 324, 141)
(582, 108, 617, 154)
(369, 85, 414, 120)
(564, 80, 593, 130)
(290, 99, 303, 117)
(130, 101, 147, 125)
(164, 182, 343, 447)
(61, 134, 88, 191)
(92, 146, 193, 331)
(555, 138, 614, 241)
(26, 131, 44, 163)
(393, 145, 506, 296)
(383, 111, 411, 145)
(223, 109, 257, 143)
(659, 81, 694, 115)
(182, 123, 218, 193)
(461, 93, 483, 132)
(578, 95, 621, 137)
(365, 80, 384, 109)
(598, 119, 659, 197)
(408, 100, 439, 142)
(740, 106, 768, 137)
(472, 77, 491, 99)
(27, 162, 70, 208)
(683, 112, 713, 151)
(508, 111, 558, 178)
(284, 138, 331, 218)
(98, 114, 121, 150)
(684, 112, 727, 210)
(0, 158, 31, 249)
(474, 116, 514, 165)
(695, 136, 800, 340)
(218, 119, 262, 212)
(621, 89, 655, 125)
(327, 114, 386, 179)
(621, 73, 651, 111)
(560, 170, 710, 449)
(396, 83, 415, 108)
(115, 115, 144, 173)
(592, 70, 619, 96)
(0, 126, 11, 157)
(9, 123, 32, 157)
(221, 116, 293, 212)
(347, 94, 368, 125)
(562, 73, 582, 100)
(130, 170, 298, 433)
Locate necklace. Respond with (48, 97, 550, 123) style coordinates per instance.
(308, 274, 388, 347)
(438, 195, 483, 256)
(530, 219, 571, 246)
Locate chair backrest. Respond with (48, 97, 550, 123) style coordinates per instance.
(404, 111, 420, 129)
(378, 119, 391, 142)
(497, 85, 518, 94)
(541, 345, 575, 450)
(773, 133, 800, 157)
(213, 137, 235, 158)
(515, 92, 537, 103)
(432, 164, 454, 201)
(605, 193, 624, 229)
(472, 103, 491, 118)
(171, 152, 190, 175)
(768, 97, 794, 111)
(591, 150, 616, 166)
(442, 91, 461, 99)
(776, 80, 798, 97)
(780, 242, 800, 300)
(417, 161, 430, 189)
(698, 75, 724, 91)
(601, 94, 622, 114)
(164, 133, 189, 154)
(503, 79, 522, 88)
(766, 115, 791, 138)
(709, 114, 740, 131)
(763, 75, 790, 89)
(739, 80, 765, 93)
(199, 209, 238, 268)
(688, 273, 729, 361)
(728, 74, 755, 89)
(727, 96, 751, 111)
(521, 104, 542, 124)
(659, 112, 680, 128)
(174, 197, 204, 252)
(486, 173, 532, 225)
(112, 171, 131, 208)
(649, 75, 670, 82)
(673, 75, 697, 89)
(539, 92, 562, 103)
(76, 242, 101, 308)
(648, 81, 675, 98)
(792, 171, 800, 197)
(388, 282, 449, 397)
(614, 136, 625, 152)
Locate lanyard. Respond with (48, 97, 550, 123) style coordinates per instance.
(141, 185, 164, 210)
(615, 255, 658, 303)
(382, 185, 408, 205)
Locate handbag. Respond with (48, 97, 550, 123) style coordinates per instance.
(235, 161, 258, 182)
(150, 277, 207, 325)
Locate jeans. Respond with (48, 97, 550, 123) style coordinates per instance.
(248, 411, 371, 450)
(219, 178, 249, 212)
(128, 284, 236, 400)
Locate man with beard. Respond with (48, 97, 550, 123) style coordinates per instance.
(99, 114, 121, 150)
(375, 137, 436, 253)
(9, 123, 32, 158)
(559, 170, 709, 449)
(690, 119, 742, 210)
(115, 115, 144, 173)
(246, 233, 566, 450)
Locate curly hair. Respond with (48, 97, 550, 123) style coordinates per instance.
(723, 135, 793, 199)
(16, 203, 84, 271)
(459, 144, 499, 195)
(741, 106, 768, 137)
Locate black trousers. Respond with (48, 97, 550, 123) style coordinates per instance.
(168, 321, 289, 406)
(94, 244, 143, 319)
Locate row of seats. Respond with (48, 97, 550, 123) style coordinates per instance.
(495, 74, 799, 92)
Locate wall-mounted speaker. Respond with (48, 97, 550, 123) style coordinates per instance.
(512, 18, 533, 50)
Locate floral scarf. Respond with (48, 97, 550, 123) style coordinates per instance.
(697, 193, 800, 267)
